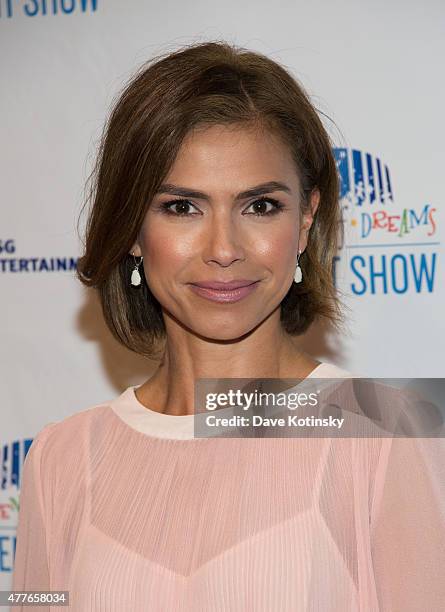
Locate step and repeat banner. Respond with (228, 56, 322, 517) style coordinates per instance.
(1, 0, 443, 591)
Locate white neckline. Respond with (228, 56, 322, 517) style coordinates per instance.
(109, 362, 352, 440)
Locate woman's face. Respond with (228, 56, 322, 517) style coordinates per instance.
(132, 124, 319, 341)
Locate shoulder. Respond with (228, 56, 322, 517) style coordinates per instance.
(19, 400, 115, 534)
(25, 399, 113, 470)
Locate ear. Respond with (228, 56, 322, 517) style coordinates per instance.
(129, 242, 142, 257)
(298, 188, 320, 253)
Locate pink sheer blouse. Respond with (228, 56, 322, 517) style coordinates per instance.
(12, 362, 445, 610)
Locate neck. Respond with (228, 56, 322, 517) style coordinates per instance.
(135, 314, 319, 416)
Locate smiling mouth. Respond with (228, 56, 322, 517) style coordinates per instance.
(187, 281, 260, 303)
(189, 280, 258, 290)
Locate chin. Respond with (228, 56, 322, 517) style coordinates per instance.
(191, 320, 261, 342)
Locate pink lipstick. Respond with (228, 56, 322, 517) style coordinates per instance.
(188, 280, 260, 303)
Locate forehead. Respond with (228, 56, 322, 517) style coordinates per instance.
(164, 124, 300, 193)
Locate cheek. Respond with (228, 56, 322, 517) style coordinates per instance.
(253, 228, 297, 268)
(142, 228, 196, 270)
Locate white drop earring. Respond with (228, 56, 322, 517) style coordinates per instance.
(130, 252, 143, 286)
(294, 249, 302, 284)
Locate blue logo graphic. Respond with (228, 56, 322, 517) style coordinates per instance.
(335, 148, 393, 207)
(333, 148, 438, 295)
(1, 438, 33, 573)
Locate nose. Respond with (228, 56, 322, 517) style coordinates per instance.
(202, 210, 246, 267)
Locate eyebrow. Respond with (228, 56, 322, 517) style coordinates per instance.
(155, 181, 293, 201)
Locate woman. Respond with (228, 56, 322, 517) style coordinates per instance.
(12, 41, 445, 611)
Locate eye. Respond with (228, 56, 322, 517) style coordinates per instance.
(158, 196, 285, 217)
(159, 199, 200, 216)
(244, 197, 285, 216)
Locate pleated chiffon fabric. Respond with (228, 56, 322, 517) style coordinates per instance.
(12, 363, 445, 611)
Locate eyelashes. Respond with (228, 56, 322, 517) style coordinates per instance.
(158, 197, 286, 218)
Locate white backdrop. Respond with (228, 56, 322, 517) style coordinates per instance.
(1, 0, 444, 590)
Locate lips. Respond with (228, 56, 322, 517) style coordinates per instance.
(188, 281, 260, 303)
(189, 280, 257, 290)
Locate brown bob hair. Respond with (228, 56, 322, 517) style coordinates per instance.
(77, 40, 345, 360)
